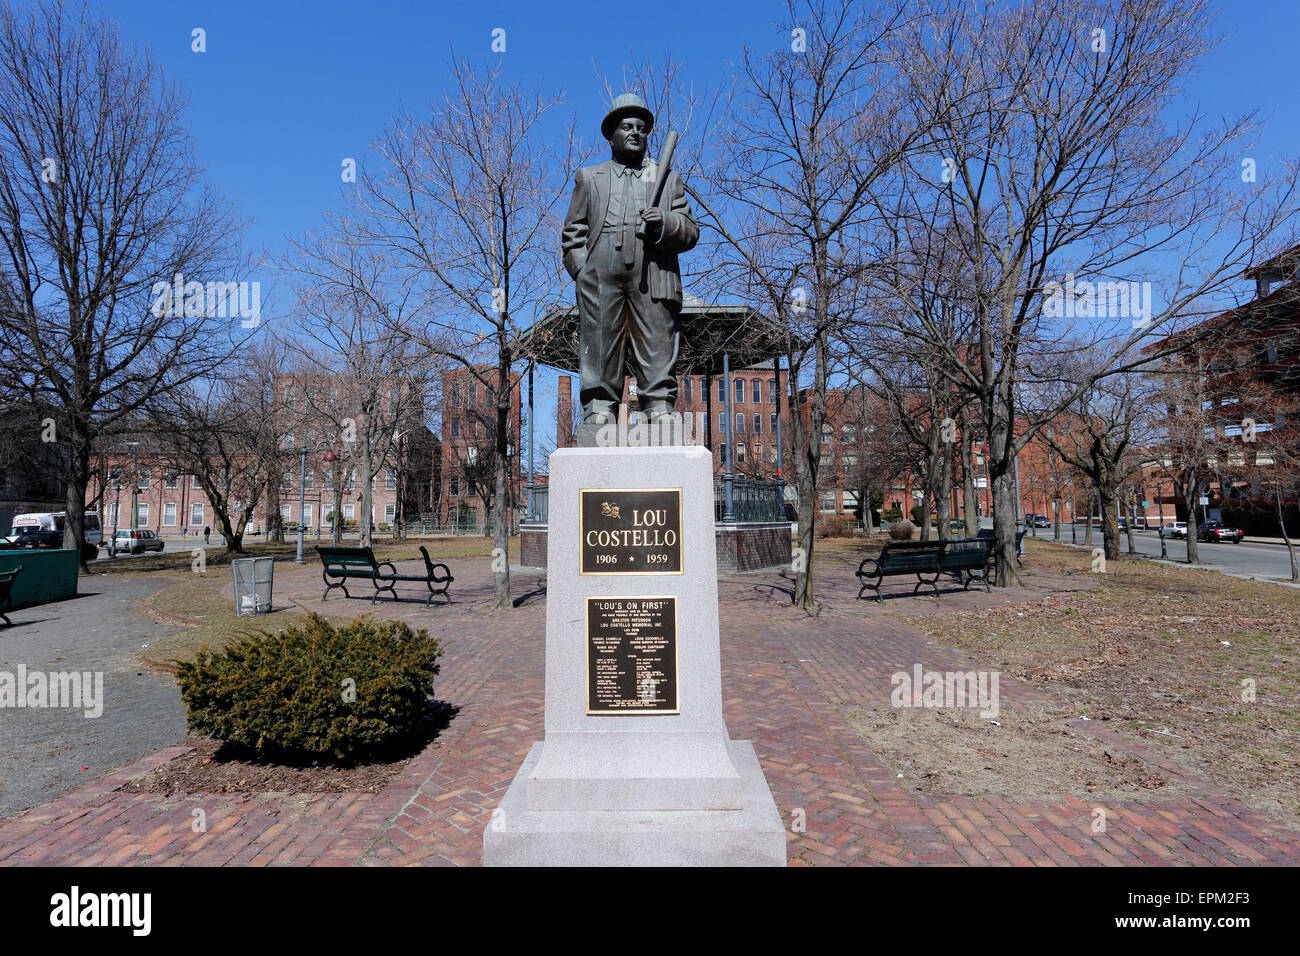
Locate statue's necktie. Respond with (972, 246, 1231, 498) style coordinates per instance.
(618, 169, 638, 268)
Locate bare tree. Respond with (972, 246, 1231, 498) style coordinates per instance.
(147, 345, 289, 554)
(864, 0, 1298, 585)
(0, 0, 247, 566)
(282, 239, 432, 550)
(687, 0, 926, 607)
(354, 55, 579, 608)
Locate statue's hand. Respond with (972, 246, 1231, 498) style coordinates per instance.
(639, 207, 664, 239)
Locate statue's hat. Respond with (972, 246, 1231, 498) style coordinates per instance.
(601, 93, 655, 140)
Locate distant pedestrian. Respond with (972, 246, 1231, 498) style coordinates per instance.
(203, 525, 211, 545)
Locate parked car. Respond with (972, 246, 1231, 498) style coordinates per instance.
(12, 528, 64, 549)
(109, 529, 166, 555)
(1026, 514, 1052, 528)
(1196, 521, 1244, 544)
(1161, 521, 1188, 539)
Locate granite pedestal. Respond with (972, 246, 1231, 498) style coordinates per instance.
(483, 445, 786, 866)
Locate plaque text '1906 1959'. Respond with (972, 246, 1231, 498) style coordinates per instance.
(579, 488, 682, 574)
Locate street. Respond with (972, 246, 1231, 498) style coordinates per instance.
(1028, 526, 1299, 581)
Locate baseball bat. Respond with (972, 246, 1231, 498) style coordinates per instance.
(649, 130, 679, 208)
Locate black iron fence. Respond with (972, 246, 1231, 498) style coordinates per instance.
(714, 478, 785, 523)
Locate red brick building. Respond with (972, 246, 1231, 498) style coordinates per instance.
(438, 366, 523, 527)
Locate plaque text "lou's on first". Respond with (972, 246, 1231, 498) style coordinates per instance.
(579, 489, 682, 574)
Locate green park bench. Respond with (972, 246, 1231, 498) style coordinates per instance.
(855, 538, 995, 601)
(855, 540, 947, 601)
(316, 545, 453, 607)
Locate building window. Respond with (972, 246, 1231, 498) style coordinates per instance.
(451, 419, 460, 438)
(822, 425, 832, 444)
(135, 475, 149, 491)
(736, 443, 747, 464)
(302, 504, 313, 528)
(769, 379, 778, 404)
(280, 503, 292, 522)
(683, 376, 693, 403)
(717, 378, 725, 402)
(735, 413, 745, 433)
(752, 379, 761, 404)
(108, 503, 119, 525)
(734, 379, 744, 404)
(343, 503, 355, 521)
(136, 503, 148, 526)
(700, 413, 707, 435)
(844, 454, 858, 467)
(163, 502, 177, 526)
(754, 442, 763, 463)
(770, 413, 777, 432)
(192, 475, 202, 490)
(721, 414, 729, 433)
(820, 494, 836, 513)
(770, 445, 778, 463)
(384, 503, 396, 522)
(386, 468, 397, 490)
(281, 472, 292, 491)
(449, 477, 460, 496)
(753, 413, 762, 434)
(164, 472, 178, 490)
(190, 502, 204, 526)
(842, 423, 856, 443)
(323, 470, 335, 492)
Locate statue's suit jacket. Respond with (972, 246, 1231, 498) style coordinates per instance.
(561, 158, 699, 307)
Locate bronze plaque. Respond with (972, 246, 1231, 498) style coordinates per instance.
(586, 597, 679, 714)
(579, 488, 682, 574)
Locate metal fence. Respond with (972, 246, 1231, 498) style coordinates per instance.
(714, 479, 786, 523)
(527, 486, 549, 525)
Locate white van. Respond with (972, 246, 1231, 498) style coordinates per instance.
(9, 511, 103, 547)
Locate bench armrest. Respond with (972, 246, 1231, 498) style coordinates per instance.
(856, 556, 880, 577)
(375, 560, 397, 577)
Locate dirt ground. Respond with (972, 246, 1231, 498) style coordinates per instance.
(846, 704, 1183, 802)
(886, 539, 1300, 822)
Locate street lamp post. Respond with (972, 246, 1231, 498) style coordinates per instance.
(295, 445, 337, 565)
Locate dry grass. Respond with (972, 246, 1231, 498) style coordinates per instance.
(894, 539, 1300, 821)
(125, 537, 512, 668)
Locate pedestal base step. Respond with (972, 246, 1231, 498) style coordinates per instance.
(483, 739, 787, 867)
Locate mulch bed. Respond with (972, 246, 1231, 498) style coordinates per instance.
(118, 737, 413, 796)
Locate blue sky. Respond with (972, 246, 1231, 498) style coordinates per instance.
(93, 0, 1300, 455)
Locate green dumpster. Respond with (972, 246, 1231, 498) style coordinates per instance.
(0, 549, 79, 610)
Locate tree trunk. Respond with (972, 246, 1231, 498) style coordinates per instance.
(64, 433, 92, 571)
(359, 439, 374, 549)
(1180, 475, 1200, 564)
(492, 354, 512, 609)
(1085, 494, 1095, 546)
(1098, 486, 1119, 561)
(991, 469, 1021, 586)
(961, 422, 979, 538)
(935, 435, 952, 541)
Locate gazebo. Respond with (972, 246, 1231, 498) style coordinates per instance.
(512, 293, 798, 573)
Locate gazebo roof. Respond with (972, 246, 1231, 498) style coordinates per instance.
(512, 293, 798, 375)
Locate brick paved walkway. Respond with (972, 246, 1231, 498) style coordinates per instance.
(2, 549, 1297, 866)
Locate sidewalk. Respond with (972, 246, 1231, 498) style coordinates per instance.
(1, 556, 1297, 866)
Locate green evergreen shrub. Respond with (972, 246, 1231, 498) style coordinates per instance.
(176, 614, 444, 761)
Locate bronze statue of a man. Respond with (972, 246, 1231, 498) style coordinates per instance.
(561, 93, 699, 425)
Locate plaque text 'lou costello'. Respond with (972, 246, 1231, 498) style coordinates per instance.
(579, 488, 682, 574)
(586, 597, 679, 714)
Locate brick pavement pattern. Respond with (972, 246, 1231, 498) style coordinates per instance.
(2, 550, 1298, 866)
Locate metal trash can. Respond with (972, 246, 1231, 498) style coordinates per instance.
(232, 556, 274, 616)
